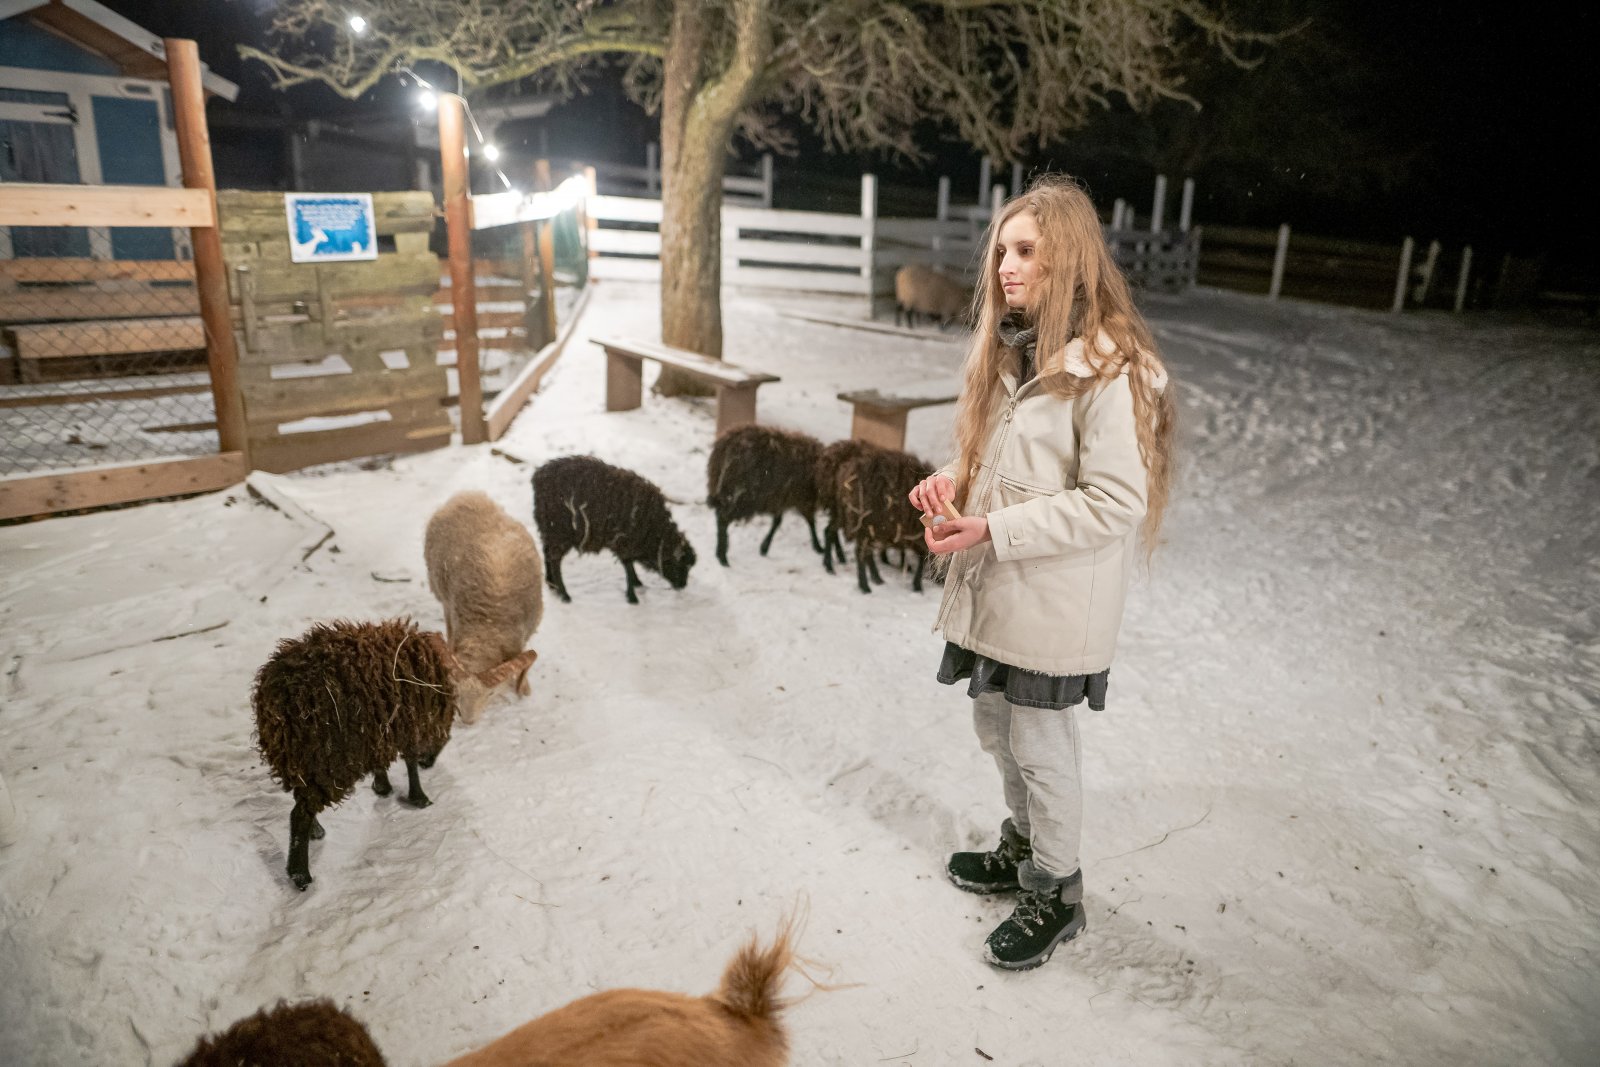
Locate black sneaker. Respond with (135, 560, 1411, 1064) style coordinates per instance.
(946, 819, 1030, 894)
(983, 888, 1087, 970)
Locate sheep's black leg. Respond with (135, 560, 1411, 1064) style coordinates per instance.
(401, 757, 431, 808)
(822, 524, 838, 574)
(622, 559, 642, 605)
(867, 550, 885, 585)
(716, 513, 731, 567)
(759, 513, 783, 556)
(879, 547, 892, 566)
(547, 550, 572, 603)
(805, 512, 823, 554)
(288, 796, 316, 891)
(832, 526, 847, 564)
(372, 767, 393, 797)
(912, 556, 926, 593)
(855, 543, 873, 595)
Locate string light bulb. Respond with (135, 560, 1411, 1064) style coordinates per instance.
(347, 14, 368, 34)
(417, 89, 437, 111)
(482, 144, 501, 162)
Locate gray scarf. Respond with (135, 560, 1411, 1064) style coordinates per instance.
(997, 311, 1038, 382)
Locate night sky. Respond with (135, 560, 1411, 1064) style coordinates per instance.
(86, 0, 1600, 263)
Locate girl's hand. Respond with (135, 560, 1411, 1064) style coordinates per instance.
(924, 515, 990, 554)
(909, 473, 956, 513)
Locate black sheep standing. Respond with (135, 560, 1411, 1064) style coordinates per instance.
(532, 455, 697, 604)
(814, 438, 875, 576)
(253, 619, 457, 891)
(706, 424, 825, 566)
(837, 446, 934, 594)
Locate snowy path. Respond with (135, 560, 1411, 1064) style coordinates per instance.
(1, 285, 1596, 1065)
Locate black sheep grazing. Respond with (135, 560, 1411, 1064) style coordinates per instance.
(835, 446, 934, 594)
(252, 618, 535, 890)
(706, 424, 825, 566)
(177, 999, 387, 1067)
(813, 438, 874, 575)
(532, 455, 697, 605)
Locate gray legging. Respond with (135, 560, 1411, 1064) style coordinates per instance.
(972, 690, 1082, 881)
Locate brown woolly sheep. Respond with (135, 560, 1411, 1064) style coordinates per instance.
(440, 923, 795, 1067)
(532, 455, 696, 605)
(177, 998, 387, 1067)
(253, 618, 537, 890)
(834, 445, 934, 594)
(813, 438, 875, 575)
(894, 264, 971, 330)
(425, 490, 545, 724)
(706, 424, 825, 566)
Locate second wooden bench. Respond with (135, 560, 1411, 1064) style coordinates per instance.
(837, 380, 960, 452)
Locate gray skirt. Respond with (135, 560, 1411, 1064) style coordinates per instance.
(937, 642, 1109, 711)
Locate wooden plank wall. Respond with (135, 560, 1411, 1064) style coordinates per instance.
(218, 190, 452, 474)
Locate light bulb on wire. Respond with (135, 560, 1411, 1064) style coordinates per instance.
(417, 90, 437, 111)
(482, 144, 501, 162)
(347, 15, 368, 34)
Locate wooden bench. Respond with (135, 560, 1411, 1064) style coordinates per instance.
(838, 380, 960, 451)
(593, 336, 779, 436)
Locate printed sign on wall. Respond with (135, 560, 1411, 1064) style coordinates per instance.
(285, 193, 379, 263)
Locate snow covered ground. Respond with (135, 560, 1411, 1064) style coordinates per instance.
(1, 281, 1596, 1065)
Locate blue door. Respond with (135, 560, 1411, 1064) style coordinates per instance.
(0, 100, 92, 257)
(91, 95, 175, 260)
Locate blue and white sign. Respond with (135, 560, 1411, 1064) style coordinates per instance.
(285, 193, 379, 263)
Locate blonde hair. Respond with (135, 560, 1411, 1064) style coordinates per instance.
(949, 173, 1176, 559)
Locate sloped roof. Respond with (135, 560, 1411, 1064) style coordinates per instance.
(0, 0, 240, 100)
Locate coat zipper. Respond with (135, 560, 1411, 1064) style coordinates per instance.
(935, 389, 1022, 632)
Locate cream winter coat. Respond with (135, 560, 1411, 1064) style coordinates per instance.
(934, 334, 1161, 675)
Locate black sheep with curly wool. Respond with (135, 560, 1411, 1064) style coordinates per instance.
(532, 455, 697, 605)
(706, 424, 825, 566)
(252, 618, 455, 891)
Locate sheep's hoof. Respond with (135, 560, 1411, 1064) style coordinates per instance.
(403, 793, 432, 809)
(290, 868, 313, 891)
(557, 590, 572, 604)
(717, 553, 729, 567)
(372, 772, 393, 797)
(625, 592, 640, 605)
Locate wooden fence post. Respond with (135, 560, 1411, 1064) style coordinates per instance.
(533, 160, 558, 345)
(760, 154, 774, 208)
(936, 176, 951, 222)
(1391, 236, 1415, 313)
(977, 157, 991, 205)
(439, 93, 485, 445)
(1011, 161, 1024, 199)
(1269, 224, 1290, 300)
(1414, 239, 1441, 305)
(1179, 178, 1195, 233)
(646, 142, 659, 196)
(1454, 246, 1473, 313)
(861, 173, 878, 318)
(1151, 174, 1167, 234)
(1112, 198, 1127, 231)
(165, 38, 247, 462)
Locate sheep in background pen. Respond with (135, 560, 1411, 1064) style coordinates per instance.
(706, 424, 825, 566)
(834, 445, 934, 594)
(177, 998, 386, 1067)
(533, 455, 697, 605)
(441, 920, 797, 1067)
(894, 263, 972, 330)
(425, 490, 544, 724)
(253, 618, 537, 890)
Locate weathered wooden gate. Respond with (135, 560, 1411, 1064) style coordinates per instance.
(218, 190, 451, 473)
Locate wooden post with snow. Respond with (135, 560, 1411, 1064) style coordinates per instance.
(1151, 174, 1168, 234)
(1179, 178, 1195, 233)
(439, 92, 485, 445)
(861, 173, 879, 318)
(1392, 236, 1415, 313)
(1269, 224, 1290, 300)
(1454, 246, 1474, 313)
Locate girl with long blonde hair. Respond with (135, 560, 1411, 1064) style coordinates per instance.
(908, 174, 1176, 970)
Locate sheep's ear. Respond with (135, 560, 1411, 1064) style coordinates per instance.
(477, 649, 538, 690)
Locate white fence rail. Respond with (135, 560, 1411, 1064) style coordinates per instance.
(588, 174, 1199, 313)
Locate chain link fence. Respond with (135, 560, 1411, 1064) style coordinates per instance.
(1, 236, 218, 475)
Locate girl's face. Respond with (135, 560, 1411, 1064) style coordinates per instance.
(996, 212, 1043, 311)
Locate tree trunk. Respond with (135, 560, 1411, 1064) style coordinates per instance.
(654, 0, 770, 398)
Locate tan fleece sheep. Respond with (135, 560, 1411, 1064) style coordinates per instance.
(894, 263, 971, 329)
(424, 490, 545, 724)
